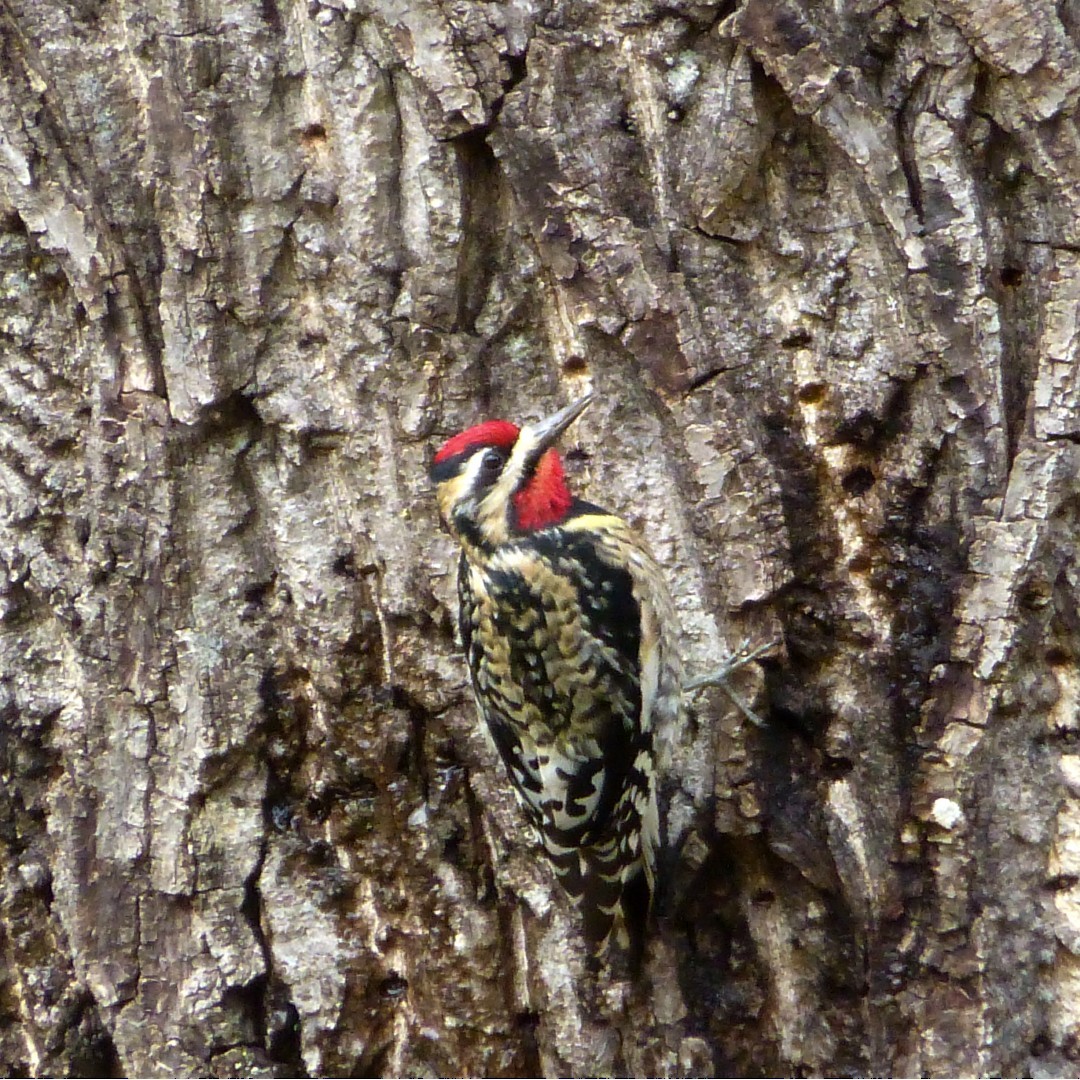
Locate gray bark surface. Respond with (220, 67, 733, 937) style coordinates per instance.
(2, 0, 1080, 1076)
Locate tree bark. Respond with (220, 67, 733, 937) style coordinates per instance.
(3, 0, 1080, 1075)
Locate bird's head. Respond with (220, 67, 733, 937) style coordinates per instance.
(430, 394, 593, 548)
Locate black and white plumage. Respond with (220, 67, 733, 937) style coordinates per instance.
(430, 395, 682, 955)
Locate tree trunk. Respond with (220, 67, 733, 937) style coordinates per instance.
(3, 0, 1079, 1075)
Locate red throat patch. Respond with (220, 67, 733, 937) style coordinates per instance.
(514, 449, 573, 531)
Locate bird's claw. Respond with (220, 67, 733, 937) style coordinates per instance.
(683, 636, 781, 727)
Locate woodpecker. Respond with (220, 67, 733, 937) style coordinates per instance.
(430, 394, 682, 957)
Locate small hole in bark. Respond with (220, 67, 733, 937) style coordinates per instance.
(1065, 1031, 1080, 1064)
(307, 839, 337, 866)
(562, 355, 589, 374)
(379, 974, 409, 1001)
(333, 551, 357, 578)
(1046, 647, 1071, 667)
(781, 328, 813, 348)
(842, 465, 875, 496)
(848, 551, 873, 573)
(306, 791, 332, 824)
(1000, 266, 1023, 287)
(797, 382, 827, 405)
(824, 755, 854, 778)
(48, 436, 78, 455)
(846, 552, 872, 578)
(244, 579, 274, 608)
(751, 889, 776, 905)
(301, 122, 327, 145)
(1021, 582, 1052, 610)
(1029, 1031, 1053, 1058)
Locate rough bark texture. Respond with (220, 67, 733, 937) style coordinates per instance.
(3, 0, 1080, 1076)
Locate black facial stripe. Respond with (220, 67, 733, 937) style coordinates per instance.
(519, 445, 547, 483)
(431, 452, 470, 483)
(431, 445, 512, 485)
(453, 511, 486, 549)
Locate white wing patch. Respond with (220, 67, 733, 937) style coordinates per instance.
(637, 599, 660, 735)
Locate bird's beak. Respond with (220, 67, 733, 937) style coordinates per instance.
(528, 394, 594, 453)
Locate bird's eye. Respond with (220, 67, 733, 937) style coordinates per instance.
(480, 449, 506, 477)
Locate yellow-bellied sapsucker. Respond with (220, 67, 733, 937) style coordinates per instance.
(430, 394, 682, 956)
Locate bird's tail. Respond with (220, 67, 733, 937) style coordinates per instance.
(548, 837, 654, 965)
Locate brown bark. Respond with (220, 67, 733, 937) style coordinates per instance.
(2, 0, 1080, 1076)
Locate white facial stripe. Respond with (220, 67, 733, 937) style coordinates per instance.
(477, 427, 541, 541)
(436, 450, 490, 524)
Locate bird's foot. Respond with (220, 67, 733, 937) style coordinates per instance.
(683, 636, 781, 727)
